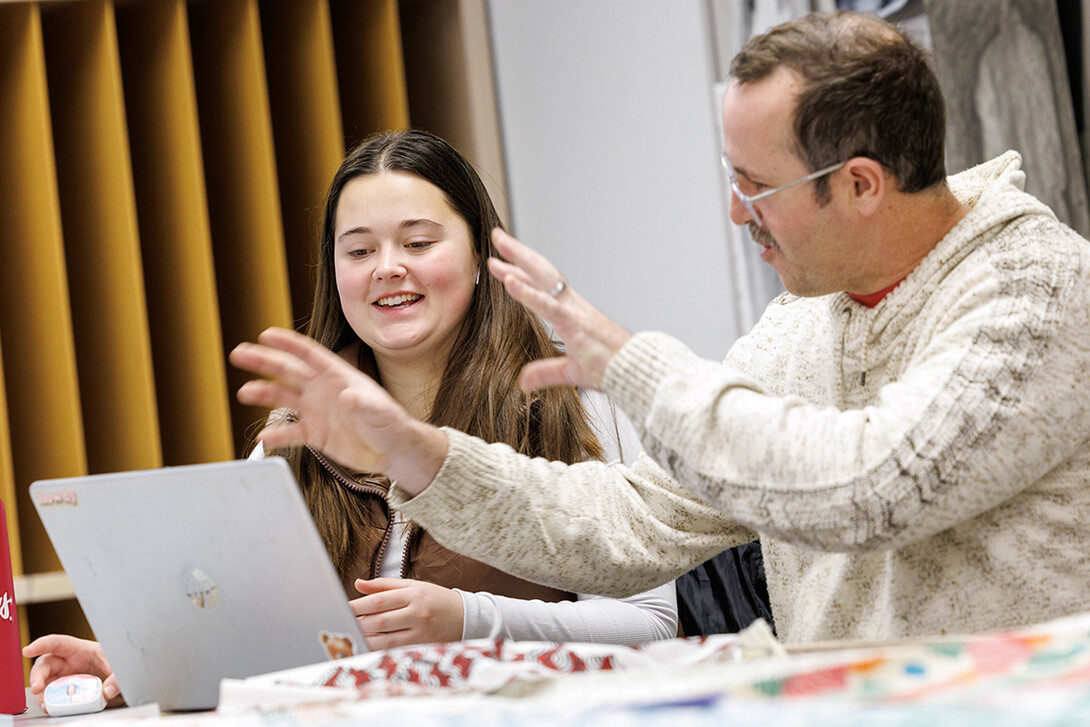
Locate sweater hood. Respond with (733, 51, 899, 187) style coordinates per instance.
(946, 150, 1056, 238)
(826, 152, 1055, 320)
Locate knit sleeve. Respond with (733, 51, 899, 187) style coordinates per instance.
(450, 392, 678, 645)
(390, 435, 756, 599)
(603, 238, 1090, 552)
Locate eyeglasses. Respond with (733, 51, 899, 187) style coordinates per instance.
(721, 154, 846, 227)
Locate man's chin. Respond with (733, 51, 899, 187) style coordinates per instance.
(779, 277, 837, 298)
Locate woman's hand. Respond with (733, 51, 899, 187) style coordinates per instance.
(350, 578, 464, 650)
(230, 328, 447, 495)
(23, 635, 124, 709)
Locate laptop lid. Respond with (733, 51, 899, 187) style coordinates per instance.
(30, 457, 367, 711)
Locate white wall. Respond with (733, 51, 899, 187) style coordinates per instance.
(486, 0, 743, 360)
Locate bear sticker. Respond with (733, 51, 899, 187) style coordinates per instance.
(319, 630, 358, 660)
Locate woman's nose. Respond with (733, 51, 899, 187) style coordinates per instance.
(373, 248, 406, 280)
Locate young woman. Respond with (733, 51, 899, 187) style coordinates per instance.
(260, 129, 676, 650)
(24, 130, 675, 707)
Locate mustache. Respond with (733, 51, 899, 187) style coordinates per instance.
(747, 223, 779, 251)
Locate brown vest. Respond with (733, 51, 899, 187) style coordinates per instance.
(314, 450, 575, 604)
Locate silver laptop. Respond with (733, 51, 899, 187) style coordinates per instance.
(30, 457, 367, 711)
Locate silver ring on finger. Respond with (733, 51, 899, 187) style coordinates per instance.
(548, 279, 568, 298)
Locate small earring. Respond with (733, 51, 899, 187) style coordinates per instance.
(475, 269, 480, 285)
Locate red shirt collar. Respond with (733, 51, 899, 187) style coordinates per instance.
(848, 280, 904, 308)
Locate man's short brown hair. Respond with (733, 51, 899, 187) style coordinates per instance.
(730, 11, 947, 199)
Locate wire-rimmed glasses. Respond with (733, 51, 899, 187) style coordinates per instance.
(721, 154, 846, 227)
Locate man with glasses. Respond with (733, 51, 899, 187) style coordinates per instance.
(233, 11, 1090, 644)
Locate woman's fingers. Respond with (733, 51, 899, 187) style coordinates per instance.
(102, 674, 123, 704)
(363, 630, 414, 651)
(23, 634, 82, 659)
(351, 585, 410, 618)
(26, 655, 58, 693)
(352, 578, 405, 596)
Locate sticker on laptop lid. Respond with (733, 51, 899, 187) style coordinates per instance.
(181, 566, 218, 610)
(35, 489, 78, 508)
(320, 630, 358, 660)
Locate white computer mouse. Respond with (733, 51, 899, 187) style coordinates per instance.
(42, 674, 107, 717)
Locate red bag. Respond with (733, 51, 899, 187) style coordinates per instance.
(0, 501, 25, 714)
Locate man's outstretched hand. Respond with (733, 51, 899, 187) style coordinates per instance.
(230, 327, 447, 497)
(487, 228, 632, 392)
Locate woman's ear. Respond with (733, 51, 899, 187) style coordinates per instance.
(843, 157, 887, 218)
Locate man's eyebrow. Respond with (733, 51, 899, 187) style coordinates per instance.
(337, 218, 445, 242)
(731, 162, 762, 183)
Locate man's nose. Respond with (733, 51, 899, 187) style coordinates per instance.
(728, 190, 756, 227)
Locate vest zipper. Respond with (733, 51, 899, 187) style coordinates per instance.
(400, 523, 420, 578)
(308, 446, 395, 580)
(307, 446, 387, 496)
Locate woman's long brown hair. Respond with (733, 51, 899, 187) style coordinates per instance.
(268, 130, 603, 579)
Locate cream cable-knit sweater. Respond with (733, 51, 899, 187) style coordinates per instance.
(392, 152, 1090, 644)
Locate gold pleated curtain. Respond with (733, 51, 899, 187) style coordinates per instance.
(0, 0, 504, 664)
